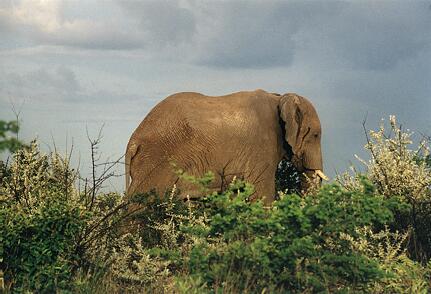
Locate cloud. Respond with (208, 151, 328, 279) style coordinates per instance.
(0, 0, 144, 50)
(194, 1, 430, 70)
(193, 1, 345, 69)
(119, 0, 196, 47)
(0, 66, 82, 103)
(321, 1, 431, 71)
(3, 1, 429, 70)
(116, 1, 343, 68)
(28, 66, 81, 93)
(193, 2, 297, 68)
(0, 64, 152, 107)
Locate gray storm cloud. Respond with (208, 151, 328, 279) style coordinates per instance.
(115, 1, 430, 70)
(323, 2, 431, 70)
(119, 0, 196, 46)
(0, 67, 82, 102)
(1, 1, 429, 70)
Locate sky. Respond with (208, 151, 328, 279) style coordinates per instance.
(1, 0, 430, 193)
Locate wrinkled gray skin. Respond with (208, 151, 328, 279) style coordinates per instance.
(126, 90, 325, 206)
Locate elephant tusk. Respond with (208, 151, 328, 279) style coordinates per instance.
(315, 170, 329, 181)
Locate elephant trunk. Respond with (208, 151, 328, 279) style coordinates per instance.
(302, 146, 323, 171)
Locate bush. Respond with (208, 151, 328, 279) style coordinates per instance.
(338, 116, 431, 262)
(0, 141, 89, 292)
(174, 178, 394, 293)
(1, 196, 87, 292)
(0, 141, 129, 292)
(345, 227, 431, 293)
(0, 120, 24, 154)
(275, 158, 301, 195)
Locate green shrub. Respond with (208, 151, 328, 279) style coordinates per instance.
(0, 120, 24, 154)
(0, 141, 89, 292)
(1, 196, 87, 292)
(0, 141, 129, 292)
(180, 178, 395, 293)
(345, 227, 431, 293)
(339, 116, 431, 263)
(129, 188, 191, 249)
(275, 158, 301, 195)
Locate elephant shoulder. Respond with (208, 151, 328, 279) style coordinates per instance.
(254, 89, 268, 95)
(143, 93, 199, 117)
(165, 92, 205, 102)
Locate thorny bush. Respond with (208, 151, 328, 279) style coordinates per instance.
(338, 115, 431, 263)
(0, 141, 128, 292)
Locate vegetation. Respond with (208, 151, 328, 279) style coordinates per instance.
(338, 116, 431, 263)
(275, 159, 301, 195)
(0, 120, 25, 153)
(1, 116, 431, 293)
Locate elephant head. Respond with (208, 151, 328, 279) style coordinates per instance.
(279, 93, 328, 191)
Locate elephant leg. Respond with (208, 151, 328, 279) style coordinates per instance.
(129, 161, 179, 197)
(130, 167, 214, 200)
(242, 165, 277, 206)
(253, 177, 276, 206)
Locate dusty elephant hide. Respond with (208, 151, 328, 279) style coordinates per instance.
(125, 89, 326, 205)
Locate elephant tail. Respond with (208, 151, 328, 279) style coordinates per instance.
(125, 142, 138, 195)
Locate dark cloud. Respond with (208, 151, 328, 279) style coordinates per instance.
(0, 66, 82, 102)
(197, 1, 347, 68)
(194, 1, 430, 70)
(195, 2, 297, 68)
(2, 1, 429, 70)
(322, 1, 431, 71)
(39, 29, 144, 51)
(119, 0, 196, 47)
(27, 66, 81, 93)
(0, 65, 152, 106)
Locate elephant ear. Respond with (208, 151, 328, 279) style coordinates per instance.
(279, 93, 303, 155)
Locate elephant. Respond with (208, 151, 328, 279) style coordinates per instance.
(125, 89, 327, 206)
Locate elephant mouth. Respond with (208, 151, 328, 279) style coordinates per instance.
(282, 153, 328, 183)
(287, 156, 328, 181)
